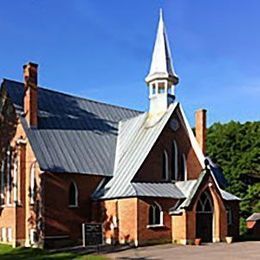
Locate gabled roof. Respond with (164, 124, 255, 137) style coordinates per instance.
(99, 102, 179, 199)
(170, 170, 240, 214)
(219, 188, 241, 201)
(97, 101, 236, 201)
(173, 171, 207, 210)
(145, 9, 178, 83)
(2, 79, 141, 175)
(2, 79, 241, 203)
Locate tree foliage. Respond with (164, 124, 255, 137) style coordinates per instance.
(206, 121, 260, 231)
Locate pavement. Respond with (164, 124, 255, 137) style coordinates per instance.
(104, 241, 260, 260)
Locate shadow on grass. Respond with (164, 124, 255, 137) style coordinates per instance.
(0, 247, 74, 260)
(0, 244, 107, 260)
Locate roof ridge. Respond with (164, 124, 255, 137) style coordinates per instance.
(3, 78, 143, 114)
(119, 111, 147, 125)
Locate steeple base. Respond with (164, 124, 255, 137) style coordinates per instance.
(149, 93, 175, 115)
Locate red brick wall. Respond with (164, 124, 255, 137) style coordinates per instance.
(23, 62, 38, 128)
(0, 118, 38, 246)
(195, 109, 206, 154)
(102, 198, 138, 245)
(137, 198, 177, 245)
(42, 172, 103, 242)
(101, 197, 178, 245)
(225, 200, 240, 240)
(15, 142, 26, 242)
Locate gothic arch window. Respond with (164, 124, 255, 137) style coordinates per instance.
(171, 141, 178, 181)
(13, 157, 19, 203)
(180, 154, 187, 181)
(0, 157, 6, 205)
(69, 181, 78, 207)
(196, 190, 213, 213)
(6, 147, 12, 205)
(148, 202, 163, 226)
(30, 162, 36, 205)
(162, 150, 169, 180)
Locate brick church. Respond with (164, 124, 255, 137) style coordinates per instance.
(0, 11, 240, 248)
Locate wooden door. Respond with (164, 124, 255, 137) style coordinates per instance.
(196, 212, 213, 242)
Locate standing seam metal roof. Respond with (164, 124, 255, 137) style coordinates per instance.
(132, 182, 185, 199)
(99, 102, 179, 199)
(3, 79, 141, 175)
(170, 170, 240, 214)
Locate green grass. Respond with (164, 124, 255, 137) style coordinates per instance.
(0, 244, 108, 260)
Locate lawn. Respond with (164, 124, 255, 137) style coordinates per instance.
(0, 244, 108, 260)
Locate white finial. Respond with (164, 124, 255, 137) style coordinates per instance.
(159, 8, 163, 20)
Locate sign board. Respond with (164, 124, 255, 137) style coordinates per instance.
(82, 223, 103, 246)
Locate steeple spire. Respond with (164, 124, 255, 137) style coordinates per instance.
(146, 9, 178, 85)
(145, 9, 179, 115)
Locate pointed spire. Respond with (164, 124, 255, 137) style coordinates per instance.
(145, 9, 178, 85)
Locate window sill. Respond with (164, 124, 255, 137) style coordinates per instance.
(68, 205, 78, 208)
(146, 224, 165, 229)
(0, 203, 15, 208)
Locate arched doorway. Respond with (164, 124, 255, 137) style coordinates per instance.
(196, 189, 213, 242)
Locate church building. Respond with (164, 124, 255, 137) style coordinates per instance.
(0, 11, 240, 248)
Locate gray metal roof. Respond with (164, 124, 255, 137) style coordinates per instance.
(93, 182, 185, 199)
(132, 182, 185, 198)
(219, 189, 241, 201)
(3, 79, 141, 175)
(2, 79, 241, 203)
(247, 213, 260, 221)
(100, 102, 179, 199)
(171, 171, 207, 211)
(175, 180, 197, 198)
(170, 170, 241, 214)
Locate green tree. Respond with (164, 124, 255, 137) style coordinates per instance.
(207, 121, 260, 233)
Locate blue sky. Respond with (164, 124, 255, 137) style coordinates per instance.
(0, 0, 259, 126)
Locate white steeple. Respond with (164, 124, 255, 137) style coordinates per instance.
(146, 9, 179, 115)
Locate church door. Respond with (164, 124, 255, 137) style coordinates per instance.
(196, 190, 213, 242)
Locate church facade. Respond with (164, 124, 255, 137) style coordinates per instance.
(0, 11, 240, 248)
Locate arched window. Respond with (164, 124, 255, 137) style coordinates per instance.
(148, 202, 163, 226)
(13, 157, 19, 203)
(30, 162, 36, 205)
(69, 181, 78, 207)
(171, 141, 178, 181)
(6, 147, 12, 205)
(180, 154, 187, 181)
(196, 190, 213, 213)
(0, 159, 4, 205)
(162, 150, 169, 180)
